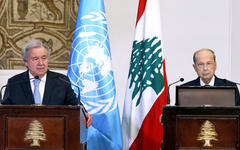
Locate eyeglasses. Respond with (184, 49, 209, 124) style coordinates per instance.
(196, 62, 215, 69)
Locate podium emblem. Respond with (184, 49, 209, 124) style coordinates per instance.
(197, 120, 218, 147)
(24, 120, 46, 146)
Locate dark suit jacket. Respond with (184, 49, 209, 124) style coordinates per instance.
(181, 76, 240, 105)
(2, 70, 78, 105)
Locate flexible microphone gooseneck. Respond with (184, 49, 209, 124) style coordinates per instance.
(56, 76, 88, 120)
(0, 76, 38, 103)
(169, 78, 184, 87)
(167, 78, 184, 104)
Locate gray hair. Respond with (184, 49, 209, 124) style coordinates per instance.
(193, 48, 216, 64)
(22, 39, 51, 61)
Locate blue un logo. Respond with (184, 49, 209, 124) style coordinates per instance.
(68, 11, 117, 114)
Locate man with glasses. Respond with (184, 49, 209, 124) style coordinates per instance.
(181, 48, 240, 105)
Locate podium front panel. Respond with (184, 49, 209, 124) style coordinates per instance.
(7, 117, 64, 148)
(176, 115, 238, 149)
(0, 105, 81, 150)
(163, 106, 240, 150)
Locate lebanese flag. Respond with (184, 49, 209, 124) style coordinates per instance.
(122, 0, 168, 149)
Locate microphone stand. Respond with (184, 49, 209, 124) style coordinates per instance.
(168, 78, 184, 104)
(0, 84, 7, 103)
(57, 77, 88, 123)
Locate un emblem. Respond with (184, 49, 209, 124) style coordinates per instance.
(68, 11, 117, 114)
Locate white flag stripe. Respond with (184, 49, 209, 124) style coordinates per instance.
(135, 0, 162, 41)
(122, 0, 166, 149)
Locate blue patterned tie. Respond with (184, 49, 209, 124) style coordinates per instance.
(33, 79, 41, 104)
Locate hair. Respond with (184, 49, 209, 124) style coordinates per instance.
(22, 39, 51, 61)
(193, 48, 216, 64)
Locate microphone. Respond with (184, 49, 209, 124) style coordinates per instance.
(167, 78, 184, 104)
(56, 76, 88, 120)
(0, 76, 39, 103)
(169, 78, 184, 87)
(34, 76, 39, 80)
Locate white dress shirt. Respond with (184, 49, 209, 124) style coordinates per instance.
(29, 73, 46, 104)
(200, 76, 215, 86)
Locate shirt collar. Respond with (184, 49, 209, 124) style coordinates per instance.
(200, 75, 215, 86)
(29, 72, 47, 82)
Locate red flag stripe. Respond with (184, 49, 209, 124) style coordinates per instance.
(136, 0, 147, 25)
(129, 60, 168, 150)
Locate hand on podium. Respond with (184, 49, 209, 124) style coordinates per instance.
(84, 113, 92, 128)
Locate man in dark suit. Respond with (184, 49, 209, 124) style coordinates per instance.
(2, 39, 92, 127)
(182, 48, 240, 105)
(2, 70, 77, 105)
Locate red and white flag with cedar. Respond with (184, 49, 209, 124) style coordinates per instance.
(122, 0, 168, 149)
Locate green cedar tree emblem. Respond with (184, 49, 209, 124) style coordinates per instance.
(128, 37, 164, 106)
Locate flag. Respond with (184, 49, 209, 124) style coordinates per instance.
(122, 0, 168, 149)
(67, 0, 123, 149)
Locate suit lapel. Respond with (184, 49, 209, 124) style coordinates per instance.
(42, 71, 55, 105)
(22, 70, 35, 104)
(214, 76, 222, 86)
(196, 77, 201, 86)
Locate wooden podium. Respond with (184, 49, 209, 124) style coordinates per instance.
(0, 105, 83, 150)
(162, 106, 240, 150)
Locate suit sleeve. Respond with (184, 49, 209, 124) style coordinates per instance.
(61, 75, 79, 105)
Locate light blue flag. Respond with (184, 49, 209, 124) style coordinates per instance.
(67, 0, 123, 150)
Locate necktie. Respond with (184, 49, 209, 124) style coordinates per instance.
(33, 79, 41, 104)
